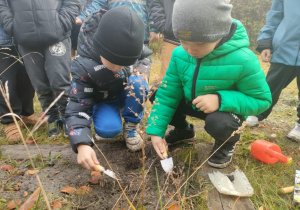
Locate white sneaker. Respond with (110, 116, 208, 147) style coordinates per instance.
(246, 116, 259, 127)
(123, 122, 143, 152)
(94, 133, 107, 141)
(287, 123, 300, 142)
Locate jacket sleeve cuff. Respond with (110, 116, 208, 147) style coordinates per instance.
(256, 39, 272, 53)
(215, 92, 222, 110)
(69, 127, 94, 153)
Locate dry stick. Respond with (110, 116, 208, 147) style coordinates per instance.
(0, 84, 51, 210)
(0, 52, 42, 76)
(29, 91, 64, 136)
(231, 196, 241, 210)
(127, 158, 157, 210)
(89, 136, 136, 210)
(141, 82, 147, 208)
(112, 186, 128, 210)
(163, 122, 246, 209)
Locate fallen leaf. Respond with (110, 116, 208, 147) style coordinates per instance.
(1, 164, 14, 171)
(52, 201, 62, 209)
(60, 186, 76, 195)
(14, 183, 21, 191)
(88, 175, 100, 184)
(53, 171, 60, 175)
(167, 204, 180, 210)
(26, 169, 39, 175)
(259, 207, 267, 210)
(7, 200, 22, 209)
(25, 139, 34, 144)
(258, 124, 266, 128)
(19, 187, 41, 210)
(76, 186, 92, 195)
(270, 133, 277, 138)
(233, 165, 239, 170)
(172, 148, 181, 153)
(23, 191, 28, 197)
(250, 131, 260, 135)
(297, 162, 300, 166)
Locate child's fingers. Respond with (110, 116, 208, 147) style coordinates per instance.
(91, 151, 100, 165)
(154, 144, 164, 159)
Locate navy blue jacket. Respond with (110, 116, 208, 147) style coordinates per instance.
(66, 11, 151, 153)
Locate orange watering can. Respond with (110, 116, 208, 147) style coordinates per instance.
(251, 139, 292, 164)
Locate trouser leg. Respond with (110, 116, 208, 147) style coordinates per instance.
(122, 75, 149, 123)
(257, 63, 298, 120)
(43, 38, 71, 118)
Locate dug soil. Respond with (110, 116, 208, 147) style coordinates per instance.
(0, 133, 219, 209)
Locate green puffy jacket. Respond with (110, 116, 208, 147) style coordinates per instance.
(146, 20, 272, 138)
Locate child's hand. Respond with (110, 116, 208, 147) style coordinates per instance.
(75, 17, 83, 25)
(151, 135, 168, 159)
(192, 94, 219, 113)
(77, 144, 100, 171)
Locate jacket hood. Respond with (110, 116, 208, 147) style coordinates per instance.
(205, 19, 250, 60)
(77, 11, 104, 62)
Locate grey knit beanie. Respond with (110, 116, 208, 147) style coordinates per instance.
(172, 0, 232, 42)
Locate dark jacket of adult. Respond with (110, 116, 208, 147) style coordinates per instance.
(0, 0, 80, 48)
(66, 10, 152, 152)
(150, 0, 179, 45)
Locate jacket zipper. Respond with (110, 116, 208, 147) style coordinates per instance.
(191, 58, 202, 100)
(295, 45, 300, 66)
(31, 0, 41, 44)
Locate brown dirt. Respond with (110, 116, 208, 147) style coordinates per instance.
(0, 134, 211, 209)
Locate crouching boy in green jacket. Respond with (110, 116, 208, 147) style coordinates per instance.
(146, 0, 272, 168)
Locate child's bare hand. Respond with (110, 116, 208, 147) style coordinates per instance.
(77, 144, 100, 171)
(151, 135, 167, 159)
(192, 94, 219, 113)
(75, 17, 83, 25)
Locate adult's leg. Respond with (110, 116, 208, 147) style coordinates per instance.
(159, 41, 178, 80)
(295, 67, 300, 122)
(0, 47, 23, 124)
(44, 38, 72, 119)
(257, 63, 297, 120)
(18, 45, 59, 123)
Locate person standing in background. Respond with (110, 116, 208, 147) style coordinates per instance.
(246, 0, 300, 142)
(0, 25, 40, 143)
(75, 0, 159, 45)
(0, 0, 81, 138)
(150, 0, 179, 80)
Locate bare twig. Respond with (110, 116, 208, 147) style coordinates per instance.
(163, 122, 246, 208)
(0, 83, 51, 210)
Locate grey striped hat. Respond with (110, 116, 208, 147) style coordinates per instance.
(172, 0, 233, 42)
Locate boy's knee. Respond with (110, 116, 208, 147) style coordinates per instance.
(205, 112, 237, 138)
(94, 122, 122, 138)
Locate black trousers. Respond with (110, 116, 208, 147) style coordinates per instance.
(170, 100, 244, 145)
(0, 46, 35, 124)
(18, 38, 71, 123)
(256, 63, 300, 123)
